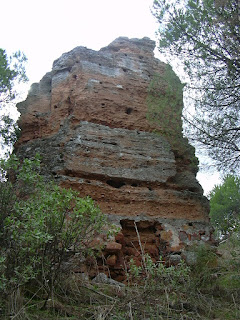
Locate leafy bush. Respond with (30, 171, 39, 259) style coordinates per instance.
(128, 254, 190, 291)
(0, 155, 107, 308)
(190, 244, 219, 289)
(209, 175, 240, 238)
(216, 234, 240, 293)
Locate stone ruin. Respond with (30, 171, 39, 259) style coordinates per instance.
(15, 37, 213, 281)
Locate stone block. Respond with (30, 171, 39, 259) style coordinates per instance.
(106, 241, 122, 252)
(160, 230, 173, 242)
(106, 255, 117, 266)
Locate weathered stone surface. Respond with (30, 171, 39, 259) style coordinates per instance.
(15, 124, 208, 221)
(17, 37, 163, 143)
(105, 242, 122, 252)
(15, 37, 213, 277)
(106, 255, 118, 266)
(92, 273, 125, 287)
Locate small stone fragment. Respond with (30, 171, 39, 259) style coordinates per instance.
(92, 273, 125, 287)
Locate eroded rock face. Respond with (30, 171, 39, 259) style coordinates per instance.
(15, 37, 213, 279)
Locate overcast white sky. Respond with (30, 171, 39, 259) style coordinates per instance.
(1, 0, 158, 83)
(0, 0, 220, 193)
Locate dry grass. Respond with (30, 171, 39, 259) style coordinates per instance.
(1, 237, 239, 320)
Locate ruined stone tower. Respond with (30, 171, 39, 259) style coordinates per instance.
(15, 37, 213, 280)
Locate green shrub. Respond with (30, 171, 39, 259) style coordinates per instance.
(128, 254, 190, 291)
(0, 155, 107, 308)
(209, 175, 240, 237)
(190, 244, 219, 289)
(216, 235, 240, 293)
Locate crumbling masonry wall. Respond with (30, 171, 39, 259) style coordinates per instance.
(15, 37, 213, 280)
